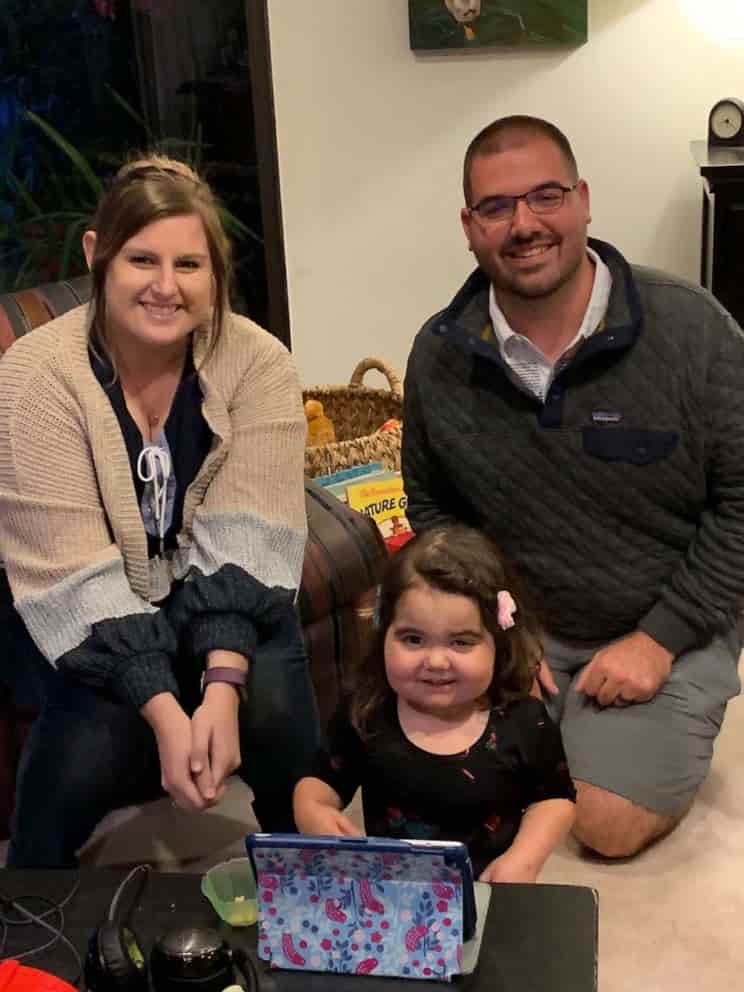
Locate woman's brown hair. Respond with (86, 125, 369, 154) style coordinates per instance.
(86, 154, 232, 368)
(349, 525, 543, 738)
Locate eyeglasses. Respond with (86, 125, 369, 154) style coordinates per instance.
(467, 183, 578, 225)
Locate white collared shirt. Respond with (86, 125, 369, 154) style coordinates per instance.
(488, 246, 612, 401)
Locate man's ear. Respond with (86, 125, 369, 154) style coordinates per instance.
(82, 230, 97, 270)
(460, 207, 474, 251)
(577, 179, 591, 225)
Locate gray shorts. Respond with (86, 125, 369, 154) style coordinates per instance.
(542, 628, 741, 816)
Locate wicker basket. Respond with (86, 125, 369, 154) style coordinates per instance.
(303, 357, 403, 478)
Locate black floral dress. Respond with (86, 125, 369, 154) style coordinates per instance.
(311, 696, 576, 876)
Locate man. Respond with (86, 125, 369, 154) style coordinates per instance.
(402, 116, 744, 858)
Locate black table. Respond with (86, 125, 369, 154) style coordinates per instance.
(0, 869, 597, 991)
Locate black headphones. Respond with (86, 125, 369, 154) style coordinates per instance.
(85, 918, 149, 991)
(84, 866, 258, 992)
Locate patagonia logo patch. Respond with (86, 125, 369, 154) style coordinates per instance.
(592, 409, 623, 424)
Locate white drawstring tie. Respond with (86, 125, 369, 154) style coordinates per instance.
(137, 444, 172, 546)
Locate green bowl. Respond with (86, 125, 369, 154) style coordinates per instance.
(201, 857, 258, 927)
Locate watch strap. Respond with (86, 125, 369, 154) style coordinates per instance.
(200, 666, 248, 693)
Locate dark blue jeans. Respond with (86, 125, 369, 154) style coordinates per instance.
(0, 573, 320, 868)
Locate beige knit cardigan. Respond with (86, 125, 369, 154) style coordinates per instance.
(0, 305, 307, 665)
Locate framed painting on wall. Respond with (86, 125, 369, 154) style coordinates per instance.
(409, 1, 588, 50)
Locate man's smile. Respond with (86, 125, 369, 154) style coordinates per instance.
(504, 241, 556, 261)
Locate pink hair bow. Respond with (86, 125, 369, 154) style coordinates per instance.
(497, 590, 517, 630)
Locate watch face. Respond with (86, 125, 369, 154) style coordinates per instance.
(711, 101, 743, 140)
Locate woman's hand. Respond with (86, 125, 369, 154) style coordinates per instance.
(141, 692, 209, 810)
(479, 853, 538, 884)
(190, 683, 242, 805)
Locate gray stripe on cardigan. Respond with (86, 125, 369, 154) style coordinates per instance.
(16, 555, 158, 663)
(173, 511, 306, 594)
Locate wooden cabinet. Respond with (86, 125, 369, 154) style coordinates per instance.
(691, 141, 744, 327)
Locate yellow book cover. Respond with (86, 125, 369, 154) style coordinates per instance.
(346, 475, 413, 551)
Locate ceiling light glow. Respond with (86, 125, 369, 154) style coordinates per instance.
(681, 0, 744, 48)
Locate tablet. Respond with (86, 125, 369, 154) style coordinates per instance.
(246, 833, 477, 980)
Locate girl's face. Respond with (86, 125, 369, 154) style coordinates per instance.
(384, 581, 495, 718)
(84, 213, 214, 356)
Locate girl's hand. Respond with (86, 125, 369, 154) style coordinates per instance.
(190, 683, 242, 805)
(295, 800, 362, 837)
(479, 853, 539, 884)
(142, 693, 210, 810)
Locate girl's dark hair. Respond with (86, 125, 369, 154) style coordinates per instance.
(349, 525, 543, 737)
(87, 154, 232, 372)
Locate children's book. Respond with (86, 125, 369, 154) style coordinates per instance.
(313, 463, 384, 489)
(346, 475, 414, 551)
(324, 469, 400, 504)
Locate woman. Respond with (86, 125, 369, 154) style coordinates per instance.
(0, 155, 319, 867)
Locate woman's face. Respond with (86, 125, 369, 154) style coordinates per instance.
(87, 213, 214, 355)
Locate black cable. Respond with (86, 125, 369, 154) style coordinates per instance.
(107, 863, 151, 923)
(0, 878, 83, 987)
(1, 869, 257, 992)
(9, 898, 70, 962)
(233, 946, 260, 992)
(2, 877, 80, 925)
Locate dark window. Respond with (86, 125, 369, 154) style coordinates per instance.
(0, 0, 289, 345)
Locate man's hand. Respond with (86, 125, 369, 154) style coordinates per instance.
(479, 853, 538, 884)
(190, 684, 242, 804)
(294, 801, 362, 837)
(530, 656, 560, 700)
(574, 631, 674, 707)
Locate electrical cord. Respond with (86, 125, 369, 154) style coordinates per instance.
(0, 877, 82, 987)
(107, 864, 151, 923)
(232, 946, 260, 992)
(1, 867, 258, 992)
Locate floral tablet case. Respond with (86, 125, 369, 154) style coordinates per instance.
(249, 836, 468, 981)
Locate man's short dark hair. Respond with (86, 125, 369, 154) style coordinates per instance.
(463, 115, 579, 204)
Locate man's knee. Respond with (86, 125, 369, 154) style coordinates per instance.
(572, 780, 686, 858)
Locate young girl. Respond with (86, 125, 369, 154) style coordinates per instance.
(294, 525, 575, 883)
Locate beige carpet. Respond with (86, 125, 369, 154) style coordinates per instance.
(4, 658, 742, 990)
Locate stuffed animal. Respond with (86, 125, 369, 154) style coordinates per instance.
(304, 399, 336, 446)
(378, 418, 400, 434)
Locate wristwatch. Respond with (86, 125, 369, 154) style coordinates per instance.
(200, 666, 248, 702)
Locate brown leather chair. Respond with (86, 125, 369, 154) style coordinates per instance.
(0, 277, 388, 839)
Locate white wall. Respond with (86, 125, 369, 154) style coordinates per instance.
(267, 0, 744, 386)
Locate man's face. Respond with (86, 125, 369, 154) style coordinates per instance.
(444, 0, 481, 24)
(461, 137, 591, 306)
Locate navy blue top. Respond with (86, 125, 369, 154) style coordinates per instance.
(90, 347, 212, 557)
